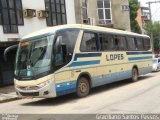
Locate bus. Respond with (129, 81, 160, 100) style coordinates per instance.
(14, 24, 152, 98)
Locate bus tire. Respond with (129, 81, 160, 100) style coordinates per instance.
(131, 67, 139, 82)
(76, 77, 90, 98)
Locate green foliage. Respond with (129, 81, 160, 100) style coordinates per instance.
(129, 0, 142, 34)
(146, 22, 160, 51)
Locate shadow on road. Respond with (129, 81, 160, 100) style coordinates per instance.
(21, 74, 154, 107)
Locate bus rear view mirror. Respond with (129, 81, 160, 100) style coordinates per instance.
(4, 45, 18, 61)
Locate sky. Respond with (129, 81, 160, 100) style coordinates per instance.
(139, 0, 160, 21)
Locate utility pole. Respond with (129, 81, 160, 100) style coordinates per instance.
(146, 1, 160, 51)
(159, 21, 160, 51)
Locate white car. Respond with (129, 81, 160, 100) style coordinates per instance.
(152, 58, 160, 71)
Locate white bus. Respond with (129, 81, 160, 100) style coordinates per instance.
(14, 24, 152, 98)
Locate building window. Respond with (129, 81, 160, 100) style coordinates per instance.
(45, 0, 67, 26)
(121, 5, 129, 11)
(97, 0, 112, 25)
(0, 0, 23, 33)
(82, 0, 88, 24)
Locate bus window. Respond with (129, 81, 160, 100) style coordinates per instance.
(135, 38, 144, 50)
(100, 33, 115, 51)
(55, 30, 80, 66)
(144, 38, 151, 50)
(115, 36, 127, 51)
(127, 37, 136, 51)
(81, 32, 98, 52)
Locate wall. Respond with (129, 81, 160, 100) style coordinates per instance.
(87, 0, 99, 25)
(74, 0, 82, 24)
(0, 0, 76, 42)
(66, 0, 76, 24)
(111, 0, 131, 31)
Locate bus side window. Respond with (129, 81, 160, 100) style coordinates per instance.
(81, 32, 98, 52)
(126, 37, 136, 51)
(135, 37, 144, 51)
(54, 30, 80, 67)
(100, 33, 115, 51)
(114, 36, 127, 51)
(144, 38, 151, 50)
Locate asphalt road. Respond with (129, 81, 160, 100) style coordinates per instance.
(0, 72, 160, 115)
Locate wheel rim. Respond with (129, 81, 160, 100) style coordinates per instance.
(78, 82, 88, 93)
(133, 69, 138, 80)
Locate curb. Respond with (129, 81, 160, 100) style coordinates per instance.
(0, 93, 22, 103)
(0, 97, 21, 103)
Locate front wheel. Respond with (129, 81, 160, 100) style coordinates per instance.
(76, 77, 90, 98)
(131, 68, 139, 82)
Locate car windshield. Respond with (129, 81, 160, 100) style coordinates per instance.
(15, 35, 54, 78)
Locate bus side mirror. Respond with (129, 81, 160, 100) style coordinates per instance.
(3, 45, 18, 61)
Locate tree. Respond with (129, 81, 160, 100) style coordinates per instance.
(146, 22, 160, 51)
(129, 0, 142, 34)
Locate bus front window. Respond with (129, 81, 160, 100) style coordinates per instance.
(15, 35, 54, 79)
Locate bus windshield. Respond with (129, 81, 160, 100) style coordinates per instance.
(15, 35, 54, 79)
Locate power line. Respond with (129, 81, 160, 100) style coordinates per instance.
(152, 5, 160, 19)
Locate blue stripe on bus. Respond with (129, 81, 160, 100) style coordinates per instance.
(56, 81, 77, 96)
(68, 60, 100, 67)
(56, 88, 76, 96)
(55, 66, 152, 96)
(74, 53, 102, 61)
(127, 52, 152, 55)
(56, 81, 77, 92)
(128, 56, 152, 61)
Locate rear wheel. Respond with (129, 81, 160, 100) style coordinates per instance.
(76, 77, 90, 98)
(131, 68, 139, 82)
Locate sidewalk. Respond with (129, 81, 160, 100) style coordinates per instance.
(0, 86, 20, 103)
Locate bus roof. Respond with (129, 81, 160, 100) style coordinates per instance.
(22, 24, 149, 40)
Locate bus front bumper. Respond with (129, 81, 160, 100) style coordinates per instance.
(15, 80, 57, 98)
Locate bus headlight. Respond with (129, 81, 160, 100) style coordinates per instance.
(38, 80, 51, 88)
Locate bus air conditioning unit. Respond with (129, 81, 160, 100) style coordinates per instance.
(88, 17, 96, 26)
(37, 10, 48, 18)
(23, 9, 36, 18)
(83, 19, 89, 24)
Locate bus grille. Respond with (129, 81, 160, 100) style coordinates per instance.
(19, 92, 39, 96)
(18, 86, 39, 90)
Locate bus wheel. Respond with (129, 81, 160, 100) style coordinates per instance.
(76, 77, 90, 98)
(131, 68, 139, 82)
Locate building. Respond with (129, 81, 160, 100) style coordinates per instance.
(0, 0, 131, 86)
(75, 0, 131, 31)
(136, 5, 150, 34)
